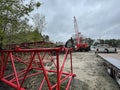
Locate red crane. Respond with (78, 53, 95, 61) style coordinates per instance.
(73, 16, 90, 51)
(65, 16, 90, 51)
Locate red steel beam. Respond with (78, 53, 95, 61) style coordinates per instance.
(0, 47, 76, 90)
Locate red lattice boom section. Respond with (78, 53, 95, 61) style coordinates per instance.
(0, 47, 76, 90)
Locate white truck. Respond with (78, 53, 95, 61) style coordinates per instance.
(94, 44, 117, 53)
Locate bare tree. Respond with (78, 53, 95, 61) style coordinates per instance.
(33, 13, 46, 33)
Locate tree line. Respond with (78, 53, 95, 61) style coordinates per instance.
(86, 38, 120, 47)
(0, 0, 48, 49)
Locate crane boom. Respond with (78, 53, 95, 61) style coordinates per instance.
(74, 16, 79, 35)
(74, 16, 80, 44)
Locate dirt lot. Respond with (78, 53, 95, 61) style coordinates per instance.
(69, 51, 120, 90)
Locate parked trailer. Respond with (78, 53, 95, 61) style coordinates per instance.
(98, 53, 120, 85)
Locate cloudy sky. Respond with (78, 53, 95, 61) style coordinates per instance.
(30, 0, 120, 42)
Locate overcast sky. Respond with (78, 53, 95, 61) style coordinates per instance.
(30, 0, 120, 42)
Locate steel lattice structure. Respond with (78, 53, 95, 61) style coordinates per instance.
(0, 47, 76, 90)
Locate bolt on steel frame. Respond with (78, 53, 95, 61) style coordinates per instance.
(0, 47, 76, 90)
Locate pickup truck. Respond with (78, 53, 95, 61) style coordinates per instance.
(95, 44, 117, 53)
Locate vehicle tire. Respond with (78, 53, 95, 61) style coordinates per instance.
(115, 72, 120, 85)
(115, 48, 117, 53)
(107, 67, 115, 78)
(104, 48, 109, 53)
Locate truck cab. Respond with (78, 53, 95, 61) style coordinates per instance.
(95, 44, 117, 53)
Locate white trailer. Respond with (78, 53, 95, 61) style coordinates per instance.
(98, 53, 120, 85)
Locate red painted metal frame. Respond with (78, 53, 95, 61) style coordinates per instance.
(0, 47, 76, 90)
(6, 41, 55, 49)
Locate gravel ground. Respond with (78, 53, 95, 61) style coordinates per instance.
(68, 51, 120, 90)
